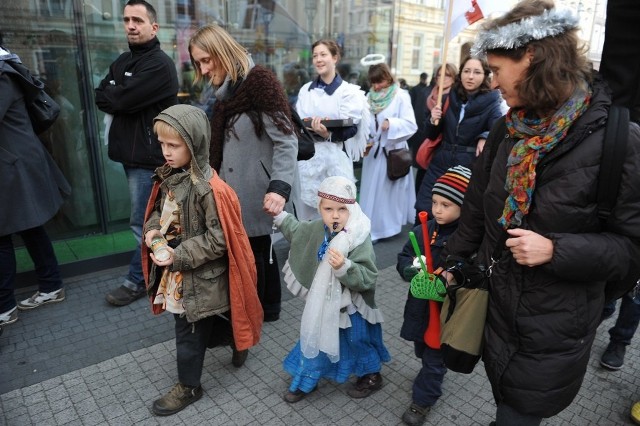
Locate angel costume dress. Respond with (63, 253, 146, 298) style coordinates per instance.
(295, 74, 369, 220)
(360, 83, 417, 241)
(273, 176, 390, 394)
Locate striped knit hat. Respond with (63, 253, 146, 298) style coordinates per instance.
(432, 165, 472, 206)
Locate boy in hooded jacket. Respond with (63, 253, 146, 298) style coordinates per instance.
(142, 105, 263, 416)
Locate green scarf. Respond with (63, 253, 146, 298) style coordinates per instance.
(498, 88, 591, 228)
(368, 83, 398, 115)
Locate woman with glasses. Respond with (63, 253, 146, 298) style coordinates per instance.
(415, 56, 503, 218)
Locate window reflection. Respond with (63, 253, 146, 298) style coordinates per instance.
(0, 0, 395, 244)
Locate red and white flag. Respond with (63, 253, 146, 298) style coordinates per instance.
(446, 0, 508, 40)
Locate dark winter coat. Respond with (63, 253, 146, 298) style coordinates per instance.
(95, 37, 178, 169)
(443, 78, 640, 417)
(416, 89, 503, 214)
(0, 56, 71, 236)
(407, 82, 433, 166)
(397, 220, 457, 342)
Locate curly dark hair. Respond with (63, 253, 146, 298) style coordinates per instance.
(209, 65, 295, 171)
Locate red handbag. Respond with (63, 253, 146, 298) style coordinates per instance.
(416, 96, 450, 170)
(416, 134, 443, 169)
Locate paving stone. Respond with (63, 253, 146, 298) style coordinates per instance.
(3, 229, 640, 425)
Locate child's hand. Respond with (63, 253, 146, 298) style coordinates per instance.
(327, 248, 345, 269)
(144, 230, 163, 248)
(150, 246, 175, 267)
(402, 266, 420, 281)
(263, 192, 286, 216)
(439, 270, 455, 287)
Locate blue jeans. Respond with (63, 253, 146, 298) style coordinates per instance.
(412, 342, 447, 407)
(606, 294, 640, 345)
(0, 226, 62, 313)
(123, 166, 155, 289)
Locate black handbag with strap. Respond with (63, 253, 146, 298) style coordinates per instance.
(291, 108, 315, 161)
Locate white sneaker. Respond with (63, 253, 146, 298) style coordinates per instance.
(0, 306, 18, 325)
(17, 288, 65, 310)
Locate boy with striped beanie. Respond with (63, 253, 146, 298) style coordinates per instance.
(431, 165, 472, 211)
(396, 164, 471, 426)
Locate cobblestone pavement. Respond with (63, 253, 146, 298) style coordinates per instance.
(1, 232, 638, 425)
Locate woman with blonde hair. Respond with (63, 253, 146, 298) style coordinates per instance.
(425, 63, 457, 113)
(189, 24, 298, 325)
(413, 63, 458, 196)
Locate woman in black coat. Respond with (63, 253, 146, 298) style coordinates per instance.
(0, 46, 70, 327)
(442, 1, 640, 424)
(415, 56, 503, 217)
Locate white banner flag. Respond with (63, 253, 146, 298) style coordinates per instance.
(447, 0, 508, 40)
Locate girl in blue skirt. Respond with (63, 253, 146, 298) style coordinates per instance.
(272, 176, 390, 402)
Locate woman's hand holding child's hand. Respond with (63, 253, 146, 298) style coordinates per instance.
(327, 248, 345, 270)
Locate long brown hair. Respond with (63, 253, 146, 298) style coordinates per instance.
(455, 56, 493, 102)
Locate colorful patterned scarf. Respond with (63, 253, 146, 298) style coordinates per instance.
(498, 88, 591, 228)
(368, 83, 398, 115)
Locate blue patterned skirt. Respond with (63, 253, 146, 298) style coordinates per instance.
(283, 311, 391, 393)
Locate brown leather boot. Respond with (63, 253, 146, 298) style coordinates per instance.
(152, 383, 203, 416)
(347, 372, 383, 398)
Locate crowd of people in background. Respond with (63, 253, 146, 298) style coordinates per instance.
(2, 0, 640, 425)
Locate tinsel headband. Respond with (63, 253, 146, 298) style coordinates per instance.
(471, 8, 579, 57)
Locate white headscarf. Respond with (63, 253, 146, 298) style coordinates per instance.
(300, 176, 371, 362)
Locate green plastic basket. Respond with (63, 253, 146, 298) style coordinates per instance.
(410, 271, 446, 302)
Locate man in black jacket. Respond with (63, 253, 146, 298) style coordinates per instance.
(95, 0, 178, 306)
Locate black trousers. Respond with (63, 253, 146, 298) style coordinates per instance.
(174, 314, 215, 387)
(249, 235, 281, 317)
(0, 226, 62, 313)
(600, 0, 640, 123)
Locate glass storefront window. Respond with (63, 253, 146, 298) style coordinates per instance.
(1, 0, 607, 272)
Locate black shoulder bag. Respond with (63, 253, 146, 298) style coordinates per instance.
(5, 61, 61, 134)
(598, 106, 640, 302)
(291, 108, 315, 161)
